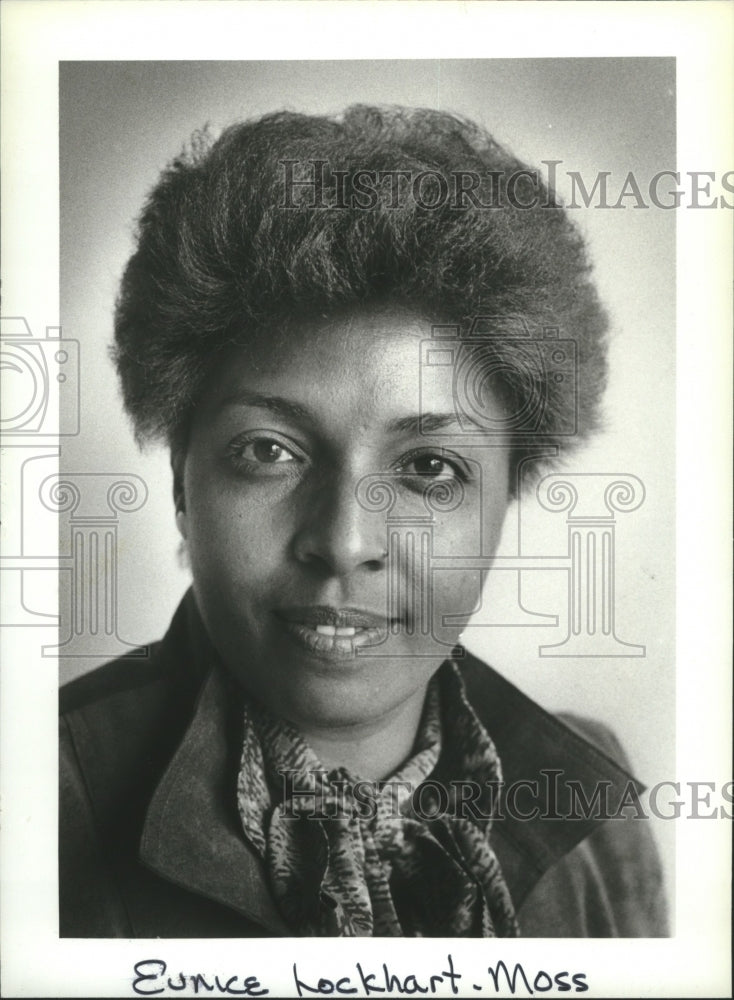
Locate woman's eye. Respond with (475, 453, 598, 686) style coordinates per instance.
(228, 435, 302, 472)
(245, 439, 296, 464)
(398, 452, 467, 483)
(409, 455, 456, 479)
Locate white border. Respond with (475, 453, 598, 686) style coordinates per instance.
(1, 2, 732, 997)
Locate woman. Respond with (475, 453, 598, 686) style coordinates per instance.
(59, 105, 667, 937)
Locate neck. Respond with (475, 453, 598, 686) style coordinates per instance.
(299, 684, 430, 780)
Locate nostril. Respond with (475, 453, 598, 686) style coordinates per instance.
(292, 551, 334, 579)
(291, 510, 389, 574)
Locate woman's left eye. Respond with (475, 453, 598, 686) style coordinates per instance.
(397, 452, 466, 482)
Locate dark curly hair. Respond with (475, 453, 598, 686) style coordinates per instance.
(113, 105, 608, 489)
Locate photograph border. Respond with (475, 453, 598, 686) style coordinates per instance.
(1, 2, 732, 997)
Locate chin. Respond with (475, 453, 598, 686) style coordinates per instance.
(276, 670, 411, 733)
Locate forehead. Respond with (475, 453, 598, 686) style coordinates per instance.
(199, 307, 436, 420)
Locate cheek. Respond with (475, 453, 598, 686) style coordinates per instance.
(183, 480, 287, 588)
(429, 486, 508, 556)
(423, 489, 509, 621)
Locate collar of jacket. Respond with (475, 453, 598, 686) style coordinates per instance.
(139, 591, 641, 935)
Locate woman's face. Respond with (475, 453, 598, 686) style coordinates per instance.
(179, 307, 511, 733)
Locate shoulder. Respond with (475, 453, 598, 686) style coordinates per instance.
(58, 592, 234, 937)
(59, 593, 208, 818)
(60, 590, 206, 727)
(454, 652, 669, 936)
(517, 801, 670, 936)
(60, 642, 165, 713)
(456, 651, 637, 782)
(60, 590, 205, 715)
(556, 712, 634, 771)
(60, 641, 174, 755)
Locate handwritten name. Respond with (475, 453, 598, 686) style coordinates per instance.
(293, 953, 461, 996)
(131, 956, 589, 997)
(132, 959, 268, 996)
(293, 956, 588, 996)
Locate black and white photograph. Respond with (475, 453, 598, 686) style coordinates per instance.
(1, 2, 731, 998)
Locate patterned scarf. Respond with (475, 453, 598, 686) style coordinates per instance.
(236, 661, 519, 937)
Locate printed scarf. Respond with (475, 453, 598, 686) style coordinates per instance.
(236, 660, 519, 937)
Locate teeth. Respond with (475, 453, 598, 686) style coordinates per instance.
(314, 625, 357, 637)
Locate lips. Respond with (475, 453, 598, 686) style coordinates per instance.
(277, 606, 390, 629)
(275, 606, 394, 659)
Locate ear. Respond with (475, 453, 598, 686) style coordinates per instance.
(170, 442, 188, 538)
(173, 473, 187, 540)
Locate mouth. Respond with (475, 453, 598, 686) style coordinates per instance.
(275, 606, 396, 659)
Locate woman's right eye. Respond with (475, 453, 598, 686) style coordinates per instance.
(243, 439, 297, 464)
(227, 434, 304, 473)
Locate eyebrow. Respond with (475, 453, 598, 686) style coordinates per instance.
(388, 413, 466, 434)
(219, 392, 470, 435)
(219, 391, 314, 424)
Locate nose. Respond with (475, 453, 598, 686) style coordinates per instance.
(291, 472, 387, 576)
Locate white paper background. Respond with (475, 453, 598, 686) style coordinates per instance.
(1, 2, 731, 997)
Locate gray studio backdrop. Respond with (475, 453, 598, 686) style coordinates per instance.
(58, 58, 675, 900)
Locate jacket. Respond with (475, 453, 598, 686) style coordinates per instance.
(59, 590, 668, 937)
